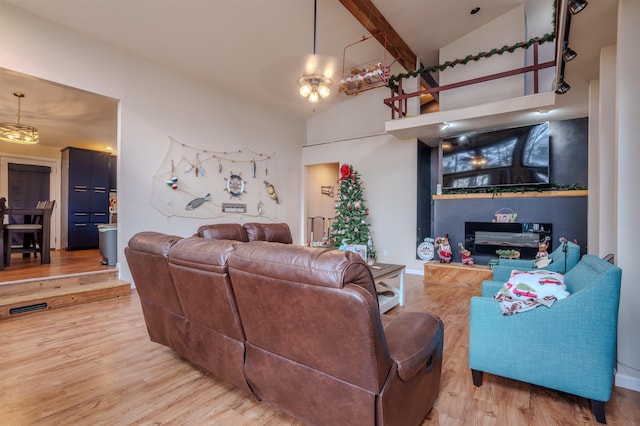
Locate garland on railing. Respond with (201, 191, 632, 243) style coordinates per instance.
(388, 32, 556, 90)
(441, 182, 587, 197)
(388, 1, 558, 91)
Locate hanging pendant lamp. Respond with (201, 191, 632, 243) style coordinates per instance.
(0, 92, 39, 145)
(298, 0, 332, 104)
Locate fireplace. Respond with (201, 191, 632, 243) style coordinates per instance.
(464, 222, 552, 258)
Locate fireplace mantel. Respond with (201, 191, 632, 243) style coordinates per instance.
(433, 190, 588, 200)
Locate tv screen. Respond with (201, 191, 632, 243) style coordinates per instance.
(441, 122, 550, 189)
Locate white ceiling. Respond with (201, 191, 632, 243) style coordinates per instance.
(0, 0, 618, 151)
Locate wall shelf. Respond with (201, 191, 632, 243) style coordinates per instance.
(433, 190, 588, 200)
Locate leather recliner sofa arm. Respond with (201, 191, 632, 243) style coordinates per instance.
(383, 311, 444, 381)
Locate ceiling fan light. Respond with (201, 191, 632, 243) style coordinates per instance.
(299, 84, 312, 97)
(568, 0, 588, 15)
(563, 47, 577, 62)
(318, 85, 330, 98)
(308, 91, 319, 104)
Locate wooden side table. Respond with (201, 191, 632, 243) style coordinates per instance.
(370, 263, 405, 313)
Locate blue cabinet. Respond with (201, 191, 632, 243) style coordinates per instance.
(61, 147, 112, 250)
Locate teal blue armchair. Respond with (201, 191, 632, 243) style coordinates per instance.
(469, 254, 622, 423)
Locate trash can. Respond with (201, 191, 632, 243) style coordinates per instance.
(98, 224, 118, 266)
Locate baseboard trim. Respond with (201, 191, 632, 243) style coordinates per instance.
(615, 372, 640, 392)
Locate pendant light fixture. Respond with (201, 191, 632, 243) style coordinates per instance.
(298, 0, 332, 104)
(0, 92, 39, 145)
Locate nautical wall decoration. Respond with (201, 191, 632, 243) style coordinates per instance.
(151, 137, 277, 218)
(264, 180, 279, 204)
(186, 193, 211, 210)
(225, 173, 246, 197)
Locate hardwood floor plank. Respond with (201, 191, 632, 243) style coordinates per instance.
(0, 274, 638, 425)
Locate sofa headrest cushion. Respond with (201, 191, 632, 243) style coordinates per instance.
(243, 222, 293, 244)
(229, 241, 372, 289)
(197, 223, 248, 242)
(168, 236, 237, 273)
(128, 231, 182, 257)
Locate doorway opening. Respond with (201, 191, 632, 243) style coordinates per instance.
(304, 162, 339, 245)
(0, 67, 118, 275)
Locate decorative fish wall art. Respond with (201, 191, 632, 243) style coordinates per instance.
(185, 193, 212, 210)
(264, 180, 279, 204)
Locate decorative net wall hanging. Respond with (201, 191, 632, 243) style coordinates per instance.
(150, 137, 278, 219)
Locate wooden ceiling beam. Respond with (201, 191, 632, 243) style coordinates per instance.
(339, 0, 417, 72)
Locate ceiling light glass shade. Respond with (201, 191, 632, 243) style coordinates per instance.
(568, 0, 588, 15)
(0, 92, 39, 145)
(555, 80, 571, 94)
(299, 84, 312, 97)
(563, 47, 577, 62)
(318, 85, 330, 98)
(308, 91, 319, 104)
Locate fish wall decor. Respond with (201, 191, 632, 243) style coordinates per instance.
(185, 193, 212, 210)
(264, 181, 279, 204)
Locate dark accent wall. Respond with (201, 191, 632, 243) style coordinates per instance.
(416, 117, 588, 264)
(434, 196, 587, 264)
(416, 141, 432, 249)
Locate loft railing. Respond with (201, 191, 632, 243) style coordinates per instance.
(384, 41, 556, 119)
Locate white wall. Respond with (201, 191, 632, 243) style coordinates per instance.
(587, 80, 600, 254)
(614, 0, 640, 391)
(303, 89, 423, 274)
(0, 3, 305, 282)
(439, 6, 526, 110)
(597, 46, 617, 258)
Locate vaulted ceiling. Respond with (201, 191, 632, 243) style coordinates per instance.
(0, 0, 618, 151)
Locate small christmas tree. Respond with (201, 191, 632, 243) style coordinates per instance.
(330, 163, 376, 261)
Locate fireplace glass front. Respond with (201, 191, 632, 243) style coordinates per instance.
(464, 222, 552, 258)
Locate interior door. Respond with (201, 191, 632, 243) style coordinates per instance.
(7, 163, 51, 245)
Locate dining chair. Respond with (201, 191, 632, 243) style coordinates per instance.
(3, 200, 55, 266)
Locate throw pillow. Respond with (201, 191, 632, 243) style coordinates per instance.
(493, 270, 569, 315)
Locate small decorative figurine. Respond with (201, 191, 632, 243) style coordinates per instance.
(536, 236, 551, 260)
(458, 243, 474, 266)
(434, 234, 452, 263)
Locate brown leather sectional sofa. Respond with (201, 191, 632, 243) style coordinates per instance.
(125, 223, 444, 425)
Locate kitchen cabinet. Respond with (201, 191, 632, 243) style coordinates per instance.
(61, 147, 112, 250)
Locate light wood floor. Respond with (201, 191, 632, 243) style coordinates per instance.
(1, 274, 639, 425)
(0, 249, 113, 283)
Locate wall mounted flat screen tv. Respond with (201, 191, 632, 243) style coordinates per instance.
(441, 122, 550, 189)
